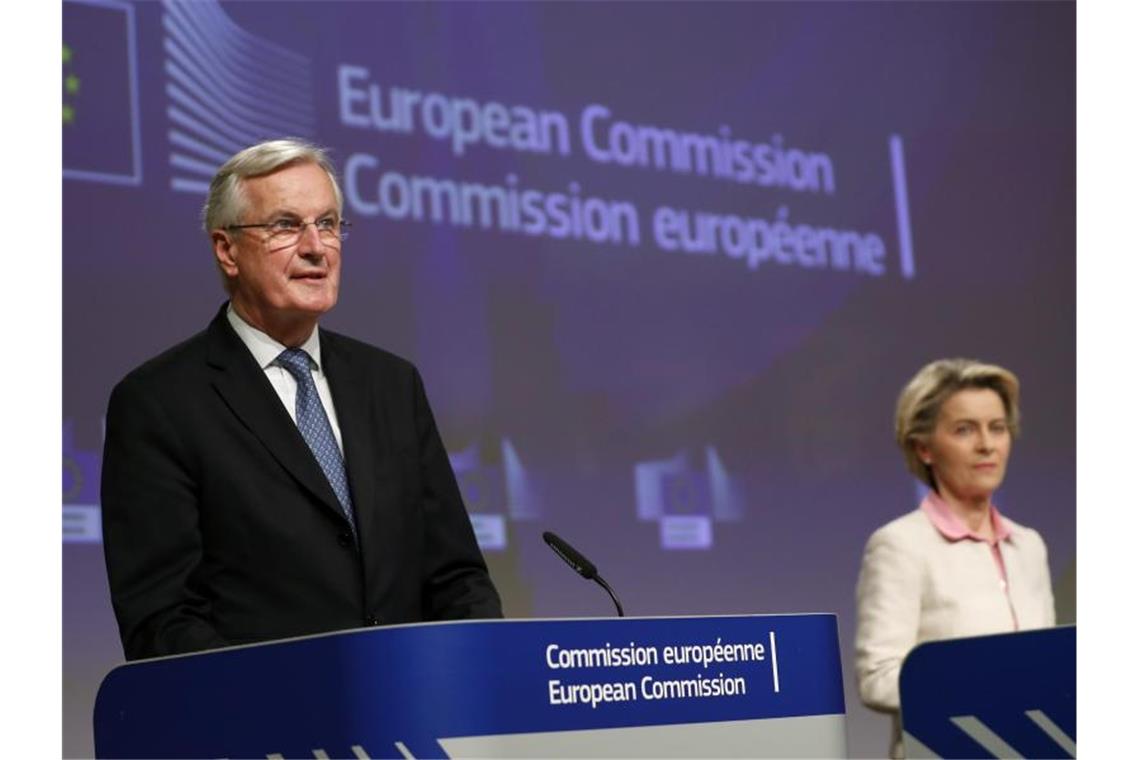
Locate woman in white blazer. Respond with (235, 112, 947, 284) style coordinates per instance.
(855, 358, 1055, 759)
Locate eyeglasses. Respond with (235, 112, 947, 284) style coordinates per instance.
(225, 216, 351, 245)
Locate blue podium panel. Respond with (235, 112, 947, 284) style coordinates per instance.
(900, 626, 1076, 759)
(95, 614, 846, 758)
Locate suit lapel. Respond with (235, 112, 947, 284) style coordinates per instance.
(321, 333, 381, 540)
(322, 332, 411, 597)
(204, 308, 347, 523)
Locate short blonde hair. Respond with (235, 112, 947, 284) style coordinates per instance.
(895, 358, 1021, 489)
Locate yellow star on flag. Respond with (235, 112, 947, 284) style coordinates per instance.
(66, 74, 80, 95)
(63, 104, 75, 125)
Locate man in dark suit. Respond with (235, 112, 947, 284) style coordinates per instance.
(101, 139, 502, 661)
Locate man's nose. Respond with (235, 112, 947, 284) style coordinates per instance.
(297, 222, 326, 254)
(300, 221, 324, 245)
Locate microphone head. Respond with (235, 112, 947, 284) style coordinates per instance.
(542, 531, 598, 580)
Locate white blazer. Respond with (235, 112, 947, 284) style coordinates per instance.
(854, 496, 1055, 757)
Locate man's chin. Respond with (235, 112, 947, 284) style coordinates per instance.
(295, 298, 337, 316)
(287, 287, 338, 315)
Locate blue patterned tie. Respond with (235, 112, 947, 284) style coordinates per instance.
(275, 348, 356, 532)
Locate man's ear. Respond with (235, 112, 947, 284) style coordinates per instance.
(212, 230, 240, 279)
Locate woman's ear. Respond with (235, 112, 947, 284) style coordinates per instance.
(914, 439, 933, 466)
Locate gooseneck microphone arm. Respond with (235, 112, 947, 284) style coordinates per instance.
(542, 531, 625, 617)
(592, 574, 625, 618)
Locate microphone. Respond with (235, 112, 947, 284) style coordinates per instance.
(543, 530, 596, 579)
(542, 531, 624, 617)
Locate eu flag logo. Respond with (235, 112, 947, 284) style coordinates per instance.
(63, 420, 103, 543)
(62, 0, 142, 186)
(634, 447, 744, 550)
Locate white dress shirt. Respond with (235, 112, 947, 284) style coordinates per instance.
(226, 305, 345, 454)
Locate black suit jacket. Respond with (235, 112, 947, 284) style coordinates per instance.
(101, 306, 501, 660)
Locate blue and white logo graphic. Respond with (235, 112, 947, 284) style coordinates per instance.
(449, 439, 540, 551)
(162, 0, 316, 194)
(63, 0, 142, 186)
(634, 447, 744, 550)
(63, 420, 103, 543)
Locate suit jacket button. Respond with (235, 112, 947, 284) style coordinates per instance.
(337, 532, 353, 547)
(365, 615, 381, 626)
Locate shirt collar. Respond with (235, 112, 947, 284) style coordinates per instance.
(920, 490, 1012, 544)
(226, 303, 323, 371)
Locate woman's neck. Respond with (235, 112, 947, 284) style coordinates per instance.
(938, 489, 994, 540)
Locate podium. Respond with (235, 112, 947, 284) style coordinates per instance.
(900, 625, 1076, 758)
(95, 614, 847, 758)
